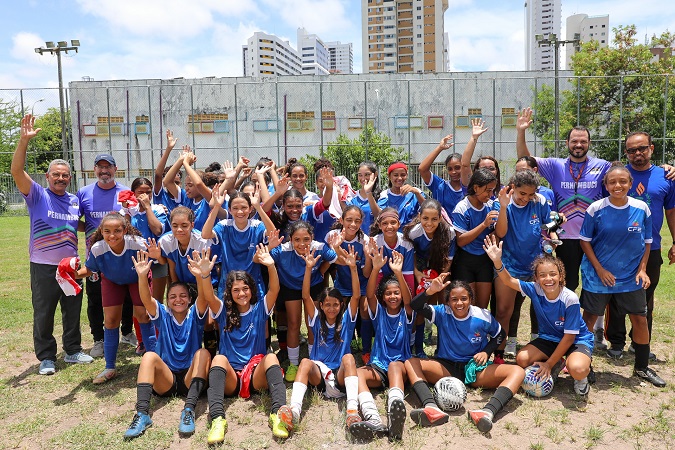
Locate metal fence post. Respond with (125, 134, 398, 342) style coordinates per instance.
(190, 84, 196, 151)
(663, 75, 669, 164)
(618, 75, 624, 159)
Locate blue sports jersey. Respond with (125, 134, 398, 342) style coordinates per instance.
(150, 300, 206, 372)
(305, 208, 336, 243)
(374, 233, 415, 279)
(308, 308, 358, 371)
(579, 197, 652, 293)
(405, 222, 454, 272)
(519, 281, 594, 350)
(426, 173, 466, 215)
(270, 241, 337, 290)
(77, 182, 130, 247)
(378, 189, 422, 231)
(498, 193, 551, 279)
(213, 298, 272, 371)
(537, 185, 556, 209)
(325, 229, 368, 297)
(212, 218, 267, 298)
(431, 305, 501, 363)
(368, 302, 414, 371)
(158, 230, 217, 284)
(347, 193, 376, 234)
(175, 189, 211, 232)
(153, 186, 180, 213)
(451, 197, 500, 255)
(130, 204, 168, 240)
(627, 164, 675, 250)
(85, 234, 147, 285)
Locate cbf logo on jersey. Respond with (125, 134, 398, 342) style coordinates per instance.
(627, 221, 642, 233)
(470, 331, 482, 344)
(529, 213, 540, 225)
(555, 316, 565, 327)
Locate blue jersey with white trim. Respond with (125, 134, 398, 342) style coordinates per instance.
(451, 197, 500, 255)
(426, 173, 466, 215)
(85, 235, 147, 285)
(270, 241, 337, 290)
(150, 301, 206, 372)
(325, 229, 368, 297)
(378, 189, 422, 231)
(158, 230, 217, 284)
(130, 204, 168, 240)
(308, 308, 358, 371)
(369, 302, 414, 371)
(374, 233, 415, 279)
(431, 305, 501, 363)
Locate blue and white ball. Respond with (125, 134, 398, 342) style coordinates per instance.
(433, 376, 467, 411)
(522, 365, 555, 397)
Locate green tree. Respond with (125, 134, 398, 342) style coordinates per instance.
(0, 99, 23, 173)
(300, 126, 405, 188)
(532, 25, 675, 161)
(28, 108, 68, 173)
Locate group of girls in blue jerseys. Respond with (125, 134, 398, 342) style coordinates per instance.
(71, 115, 662, 444)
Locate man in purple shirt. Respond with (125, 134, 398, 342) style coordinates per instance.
(11, 114, 93, 375)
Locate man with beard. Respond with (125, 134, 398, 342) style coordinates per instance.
(11, 114, 93, 375)
(604, 132, 675, 360)
(78, 153, 136, 357)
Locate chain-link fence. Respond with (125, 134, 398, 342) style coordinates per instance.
(1, 72, 673, 213)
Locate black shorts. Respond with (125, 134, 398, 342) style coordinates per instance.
(529, 338, 593, 359)
(275, 282, 324, 312)
(433, 357, 467, 379)
(580, 289, 647, 317)
(315, 363, 347, 395)
(451, 248, 493, 283)
(153, 368, 190, 397)
(368, 364, 390, 387)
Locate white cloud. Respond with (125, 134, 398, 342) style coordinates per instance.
(262, 0, 354, 43)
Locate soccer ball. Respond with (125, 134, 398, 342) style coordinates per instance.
(433, 376, 467, 412)
(522, 365, 555, 397)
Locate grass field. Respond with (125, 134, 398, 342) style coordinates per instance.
(2, 215, 675, 449)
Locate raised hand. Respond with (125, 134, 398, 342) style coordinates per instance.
(437, 134, 454, 151)
(20, 114, 41, 141)
(498, 185, 512, 205)
(146, 238, 161, 260)
(342, 244, 357, 268)
(471, 118, 489, 140)
(166, 129, 177, 150)
(256, 161, 273, 176)
(517, 107, 533, 131)
(136, 193, 151, 209)
(399, 184, 420, 196)
(187, 248, 217, 278)
(482, 234, 503, 263)
(210, 184, 226, 209)
(267, 229, 284, 249)
(254, 243, 275, 267)
(388, 250, 404, 274)
(426, 272, 451, 296)
(237, 156, 251, 169)
(132, 250, 153, 277)
(363, 172, 377, 194)
(276, 174, 290, 192)
(370, 245, 388, 270)
(223, 160, 236, 181)
(182, 147, 196, 166)
(326, 231, 343, 249)
(303, 248, 320, 269)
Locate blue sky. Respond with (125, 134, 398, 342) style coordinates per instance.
(0, 0, 672, 91)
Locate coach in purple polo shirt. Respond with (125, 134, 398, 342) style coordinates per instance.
(11, 114, 93, 375)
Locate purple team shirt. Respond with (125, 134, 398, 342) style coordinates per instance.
(77, 182, 130, 249)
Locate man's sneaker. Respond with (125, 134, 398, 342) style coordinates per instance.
(120, 332, 138, 347)
(349, 420, 388, 443)
(574, 377, 590, 396)
(285, 364, 298, 382)
(124, 412, 152, 440)
(607, 347, 624, 359)
(493, 354, 505, 365)
(634, 367, 667, 387)
(361, 352, 371, 365)
(628, 345, 656, 360)
(346, 409, 362, 428)
(387, 398, 406, 442)
(269, 412, 289, 438)
(38, 359, 56, 375)
(504, 338, 517, 357)
(90, 340, 104, 358)
(468, 409, 494, 433)
(410, 406, 449, 427)
(93, 368, 117, 384)
(178, 408, 195, 436)
(277, 405, 297, 431)
(594, 328, 608, 350)
(136, 342, 146, 356)
(64, 352, 94, 364)
(207, 416, 227, 445)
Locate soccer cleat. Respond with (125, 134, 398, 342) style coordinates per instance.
(361, 352, 371, 365)
(504, 337, 517, 357)
(607, 346, 623, 359)
(550, 358, 564, 384)
(346, 409, 362, 428)
(178, 408, 196, 436)
(136, 342, 146, 356)
(93, 368, 117, 384)
(207, 416, 227, 445)
(64, 351, 94, 364)
(594, 328, 608, 350)
(349, 420, 388, 443)
(90, 340, 104, 358)
(284, 364, 298, 382)
(493, 354, 505, 365)
(120, 331, 138, 347)
(277, 405, 296, 431)
(409, 406, 449, 427)
(387, 398, 406, 441)
(634, 367, 666, 387)
(124, 412, 152, 440)
(269, 412, 289, 439)
(38, 359, 56, 375)
(468, 409, 494, 433)
(573, 377, 590, 396)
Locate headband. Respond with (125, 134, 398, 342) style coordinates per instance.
(377, 209, 400, 224)
(387, 162, 408, 175)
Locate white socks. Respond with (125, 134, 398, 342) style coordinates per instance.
(288, 346, 300, 365)
(345, 376, 359, 411)
(594, 315, 605, 331)
(358, 391, 382, 425)
(290, 381, 307, 416)
(387, 387, 404, 411)
(307, 344, 314, 357)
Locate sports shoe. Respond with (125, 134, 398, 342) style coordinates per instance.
(269, 412, 289, 439)
(504, 337, 517, 357)
(607, 347, 624, 359)
(361, 352, 371, 365)
(587, 366, 596, 385)
(178, 408, 195, 436)
(207, 416, 227, 445)
(38, 359, 56, 375)
(136, 342, 146, 356)
(64, 351, 94, 364)
(468, 409, 494, 433)
(349, 420, 388, 443)
(634, 367, 667, 387)
(550, 358, 564, 384)
(573, 377, 590, 396)
(124, 412, 152, 440)
(120, 332, 138, 347)
(285, 364, 298, 382)
(594, 328, 608, 350)
(387, 398, 406, 441)
(277, 405, 297, 431)
(493, 354, 505, 365)
(93, 368, 117, 384)
(410, 406, 449, 427)
(628, 345, 656, 360)
(90, 340, 104, 358)
(346, 409, 362, 428)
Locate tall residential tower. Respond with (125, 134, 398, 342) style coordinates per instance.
(565, 14, 609, 68)
(524, 0, 561, 70)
